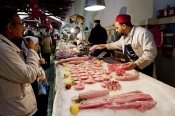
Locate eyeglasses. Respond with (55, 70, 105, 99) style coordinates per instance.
(10, 22, 24, 27)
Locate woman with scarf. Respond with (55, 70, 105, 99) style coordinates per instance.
(21, 36, 48, 116)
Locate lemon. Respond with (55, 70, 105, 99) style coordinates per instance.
(70, 104, 79, 115)
(62, 63, 67, 67)
(96, 61, 101, 65)
(64, 72, 70, 78)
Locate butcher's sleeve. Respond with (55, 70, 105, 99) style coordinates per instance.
(0, 45, 38, 83)
(106, 37, 123, 50)
(135, 31, 157, 69)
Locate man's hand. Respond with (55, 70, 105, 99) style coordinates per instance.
(38, 75, 46, 82)
(89, 44, 106, 52)
(39, 58, 45, 64)
(22, 37, 34, 49)
(123, 62, 137, 70)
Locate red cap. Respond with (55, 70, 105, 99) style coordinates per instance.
(116, 14, 131, 23)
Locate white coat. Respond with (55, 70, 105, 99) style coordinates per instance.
(106, 26, 157, 69)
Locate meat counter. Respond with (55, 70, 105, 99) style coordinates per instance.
(52, 61, 175, 116)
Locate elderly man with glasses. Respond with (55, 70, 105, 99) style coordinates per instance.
(0, 9, 39, 116)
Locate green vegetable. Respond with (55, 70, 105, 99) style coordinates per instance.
(75, 99, 86, 103)
(64, 79, 75, 85)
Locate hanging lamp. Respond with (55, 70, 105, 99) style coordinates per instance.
(84, 0, 106, 11)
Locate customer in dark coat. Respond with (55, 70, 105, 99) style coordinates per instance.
(88, 20, 110, 57)
(88, 20, 107, 45)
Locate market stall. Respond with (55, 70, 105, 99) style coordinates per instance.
(52, 58, 175, 116)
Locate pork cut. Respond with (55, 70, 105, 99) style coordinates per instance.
(79, 89, 110, 99)
(69, 60, 85, 64)
(55, 56, 89, 65)
(78, 90, 157, 112)
(84, 79, 96, 84)
(108, 64, 125, 75)
(101, 80, 121, 90)
(115, 70, 139, 81)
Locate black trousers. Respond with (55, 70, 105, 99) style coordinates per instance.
(32, 80, 50, 116)
(135, 63, 154, 77)
(42, 53, 51, 69)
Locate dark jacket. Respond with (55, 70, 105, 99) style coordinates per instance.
(88, 24, 107, 46)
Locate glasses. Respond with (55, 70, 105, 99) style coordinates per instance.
(10, 22, 24, 28)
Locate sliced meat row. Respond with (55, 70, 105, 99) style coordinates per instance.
(78, 90, 157, 112)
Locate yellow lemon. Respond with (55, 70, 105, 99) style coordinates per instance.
(70, 104, 79, 115)
(64, 72, 70, 78)
(96, 61, 101, 65)
(62, 63, 67, 67)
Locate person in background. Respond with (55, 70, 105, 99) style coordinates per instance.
(65, 31, 71, 42)
(88, 20, 109, 57)
(50, 32, 56, 55)
(25, 30, 34, 36)
(41, 32, 52, 69)
(38, 32, 43, 46)
(90, 14, 157, 77)
(74, 26, 86, 45)
(21, 36, 48, 116)
(0, 9, 38, 115)
(45, 29, 52, 45)
(60, 31, 65, 40)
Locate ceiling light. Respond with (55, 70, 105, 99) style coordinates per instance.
(70, 28, 74, 33)
(84, 0, 105, 11)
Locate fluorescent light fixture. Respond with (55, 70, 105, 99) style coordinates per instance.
(84, 0, 106, 11)
(85, 5, 105, 11)
(17, 12, 28, 14)
(70, 28, 74, 33)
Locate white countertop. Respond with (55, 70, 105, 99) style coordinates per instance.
(52, 62, 175, 116)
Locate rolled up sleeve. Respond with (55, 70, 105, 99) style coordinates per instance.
(0, 45, 38, 83)
(106, 37, 123, 50)
(135, 32, 157, 69)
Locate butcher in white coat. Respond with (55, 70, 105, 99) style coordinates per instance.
(90, 14, 157, 77)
